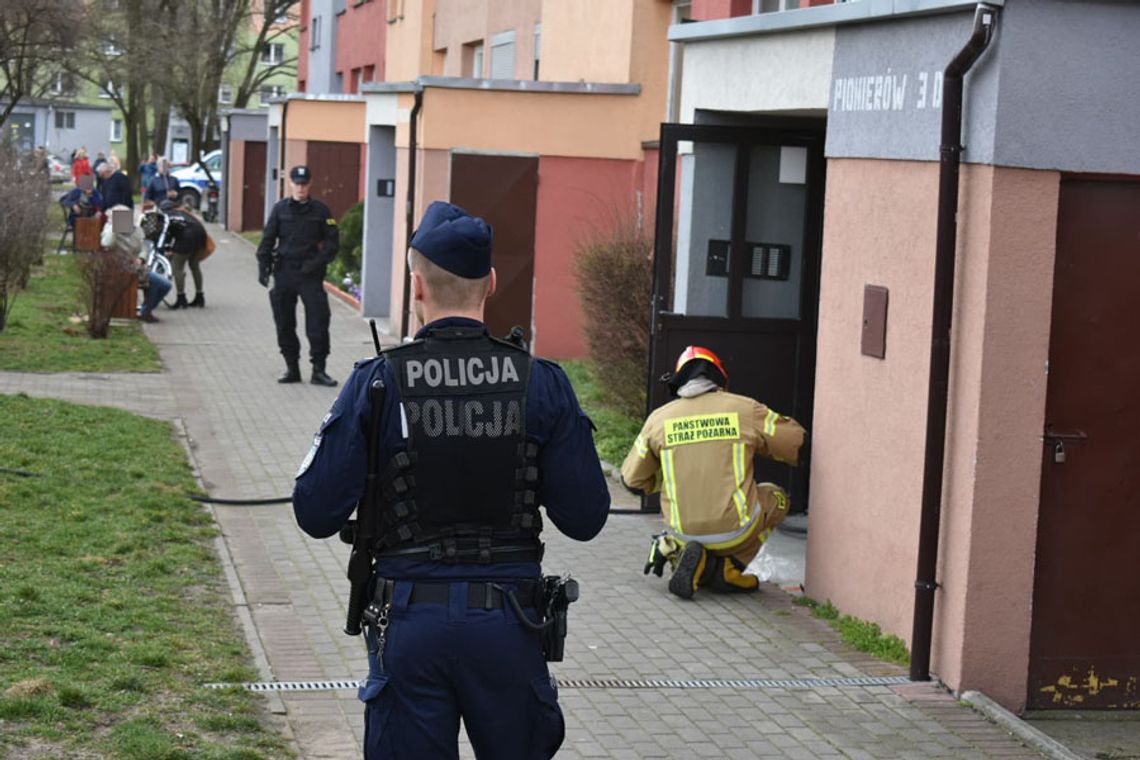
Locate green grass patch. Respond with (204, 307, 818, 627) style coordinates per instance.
(239, 231, 262, 249)
(560, 359, 643, 465)
(0, 395, 292, 759)
(0, 253, 161, 372)
(795, 596, 910, 666)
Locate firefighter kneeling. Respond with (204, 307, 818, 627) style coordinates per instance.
(620, 346, 806, 599)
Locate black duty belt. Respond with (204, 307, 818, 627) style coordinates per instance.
(378, 578, 544, 610)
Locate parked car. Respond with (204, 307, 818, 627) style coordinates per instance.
(170, 149, 224, 209)
(46, 152, 70, 183)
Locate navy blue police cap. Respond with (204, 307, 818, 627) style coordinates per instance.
(289, 165, 311, 183)
(409, 201, 493, 279)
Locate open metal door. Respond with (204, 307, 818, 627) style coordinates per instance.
(647, 122, 825, 513)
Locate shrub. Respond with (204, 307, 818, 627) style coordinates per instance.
(328, 201, 363, 291)
(572, 212, 653, 420)
(0, 141, 51, 331)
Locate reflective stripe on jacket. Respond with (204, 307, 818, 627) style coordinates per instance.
(620, 389, 805, 549)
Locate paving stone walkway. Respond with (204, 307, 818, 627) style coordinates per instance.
(1, 227, 1050, 759)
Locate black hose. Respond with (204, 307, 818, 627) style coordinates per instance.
(0, 468, 41, 478)
(189, 495, 291, 505)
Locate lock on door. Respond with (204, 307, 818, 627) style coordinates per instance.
(1043, 425, 1087, 465)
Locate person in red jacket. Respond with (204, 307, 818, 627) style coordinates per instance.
(71, 147, 93, 186)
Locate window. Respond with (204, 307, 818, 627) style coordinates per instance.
(207, 154, 222, 172)
(259, 85, 286, 105)
(533, 24, 541, 80)
(261, 42, 285, 65)
(462, 41, 483, 78)
(489, 30, 515, 80)
(110, 119, 123, 142)
(50, 72, 76, 97)
(271, 6, 290, 24)
(363, 65, 375, 84)
(218, 84, 233, 104)
(310, 16, 321, 50)
(103, 37, 123, 56)
(54, 111, 76, 129)
(98, 80, 117, 99)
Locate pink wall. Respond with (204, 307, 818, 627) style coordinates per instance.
(532, 155, 645, 359)
(806, 158, 1059, 711)
(226, 140, 245, 231)
(336, 0, 387, 89)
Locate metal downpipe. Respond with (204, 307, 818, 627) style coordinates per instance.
(399, 88, 424, 340)
(910, 3, 999, 683)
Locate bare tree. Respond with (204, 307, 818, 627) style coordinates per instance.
(232, 0, 300, 109)
(0, 0, 82, 127)
(0, 141, 51, 332)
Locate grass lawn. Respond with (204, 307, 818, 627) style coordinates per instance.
(238, 231, 261, 249)
(0, 254, 160, 373)
(560, 359, 642, 466)
(0, 395, 292, 759)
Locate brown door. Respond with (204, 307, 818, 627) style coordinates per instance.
(241, 141, 267, 231)
(449, 153, 538, 341)
(1028, 179, 1140, 709)
(306, 141, 361, 220)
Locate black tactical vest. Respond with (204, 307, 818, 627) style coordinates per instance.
(374, 326, 543, 563)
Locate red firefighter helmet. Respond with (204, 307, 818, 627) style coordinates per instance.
(671, 345, 728, 390)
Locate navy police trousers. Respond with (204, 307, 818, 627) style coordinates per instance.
(357, 580, 565, 759)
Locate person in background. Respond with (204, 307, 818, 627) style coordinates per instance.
(71, 147, 93, 186)
(97, 161, 133, 209)
(621, 346, 806, 600)
(59, 178, 103, 227)
(137, 153, 158, 194)
(142, 201, 206, 309)
(144, 157, 180, 208)
(101, 205, 171, 323)
(255, 165, 340, 386)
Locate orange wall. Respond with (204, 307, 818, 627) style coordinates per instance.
(532, 155, 645, 359)
(286, 100, 367, 143)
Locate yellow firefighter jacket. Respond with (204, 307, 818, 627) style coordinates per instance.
(620, 389, 805, 551)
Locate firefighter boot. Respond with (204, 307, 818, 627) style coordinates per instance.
(668, 541, 708, 600)
(705, 556, 760, 593)
(277, 361, 302, 384)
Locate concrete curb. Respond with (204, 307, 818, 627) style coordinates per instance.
(323, 280, 361, 310)
(170, 416, 292, 724)
(960, 691, 1084, 760)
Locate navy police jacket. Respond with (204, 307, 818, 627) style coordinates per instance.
(292, 317, 610, 579)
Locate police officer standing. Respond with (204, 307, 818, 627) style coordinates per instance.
(292, 201, 610, 759)
(256, 165, 340, 386)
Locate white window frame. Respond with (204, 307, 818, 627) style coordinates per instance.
(110, 118, 123, 142)
(262, 42, 285, 65)
(260, 84, 286, 105)
(54, 110, 76, 130)
(471, 43, 484, 78)
(218, 84, 234, 104)
(98, 80, 117, 99)
(103, 37, 124, 56)
(489, 30, 516, 80)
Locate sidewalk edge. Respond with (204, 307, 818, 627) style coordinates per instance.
(170, 415, 292, 722)
(960, 691, 1084, 760)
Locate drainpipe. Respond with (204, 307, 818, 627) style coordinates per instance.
(910, 3, 998, 683)
(398, 86, 423, 339)
(279, 99, 289, 201)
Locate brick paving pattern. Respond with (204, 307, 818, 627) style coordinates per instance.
(0, 227, 1047, 759)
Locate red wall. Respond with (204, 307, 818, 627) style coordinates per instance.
(297, 0, 310, 89)
(532, 155, 652, 359)
(692, 0, 752, 20)
(336, 0, 388, 90)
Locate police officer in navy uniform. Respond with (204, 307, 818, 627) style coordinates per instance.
(292, 201, 609, 759)
(256, 165, 340, 386)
